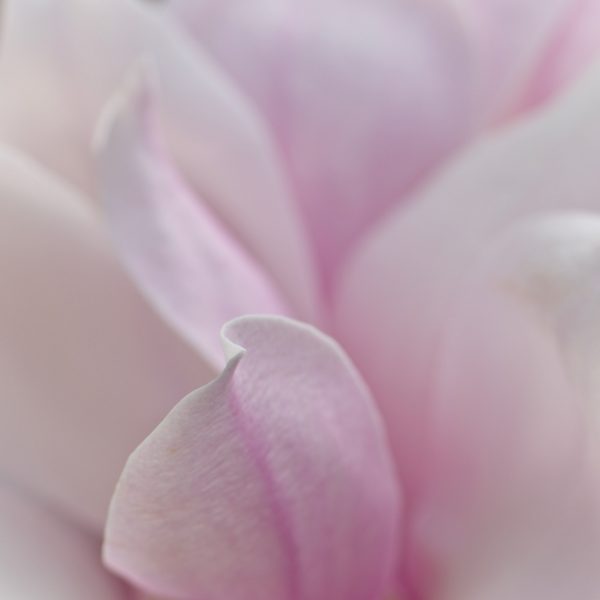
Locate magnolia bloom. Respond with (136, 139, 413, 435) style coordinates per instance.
(2, 0, 600, 599)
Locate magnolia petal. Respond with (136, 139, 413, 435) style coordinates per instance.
(96, 71, 290, 366)
(166, 0, 476, 283)
(411, 213, 600, 598)
(449, 0, 600, 118)
(0, 480, 129, 599)
(0, 0, 318, 319)
(0, 145, 209, 528)
(104, 316, 400, 600)
(523, 0, 600, 110)
(333, 61, 600, 494)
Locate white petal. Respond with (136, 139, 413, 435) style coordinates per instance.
(0, 145, 210, 528)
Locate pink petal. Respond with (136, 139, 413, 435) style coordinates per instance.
(166, 0, 476, 284)
(0, 145, 210, 528)
(333, 61, 600, 501)
(0, 481, 129, 599)
(96, 70, 290, 366)
(0, 0, 317, 318)
(411, 214, 600, 597)
(522, 0, 600, 110)
(450, 0, 600, 118)
(104, 316, 400, 600)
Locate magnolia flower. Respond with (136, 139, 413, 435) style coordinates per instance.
(2, 0, 600, 599)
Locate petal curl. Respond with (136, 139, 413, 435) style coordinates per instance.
(0, 481, 128, 599)
(0, 145, 209, 528)
(96, 70, 290, 365)
(104, 316, 400, 600)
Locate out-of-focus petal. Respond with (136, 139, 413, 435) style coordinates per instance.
(0, 0, 318, 319)
(104, 316, 400, 600)
(522, 0, 600, 110)
(0, 145, 210, 529)
(0, 480, 129, 599)
(96, 71, 290, 366)
(410, 214, 600, 598)
(333, 62, 600, 497)
(449, 0, 600, 117)
(165, 0, 476, 284)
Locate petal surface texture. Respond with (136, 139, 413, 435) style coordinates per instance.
(0, 0, 317, 318)
(104, 316, 400, 600)
(0, 145, 209, 528)
(165, 0, 476, 283)
(96, 72, 290, 366)
(334, 62, 600, 495)
(412, 214, 600, 598)
(0, 482, 129, 599)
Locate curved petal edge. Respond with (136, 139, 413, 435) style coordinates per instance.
(104, 315, 401, 600)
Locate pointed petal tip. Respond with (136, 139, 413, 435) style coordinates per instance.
(94, 71, 291, 367)
(92, 58, 158, 156)
(104, 314, 401, 600)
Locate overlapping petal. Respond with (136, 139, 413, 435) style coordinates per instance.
(0, 480, 129, 599)
(166, 0, 476, 283)
(334, 61, 600, 493)
(0, 0, 317, 318)
(104, 316, 400, 600)
(0, 145, 209, 528)
(96, 70, 290, 366)
(163, 0, 600, 283)
(410, 214, 600, 598)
